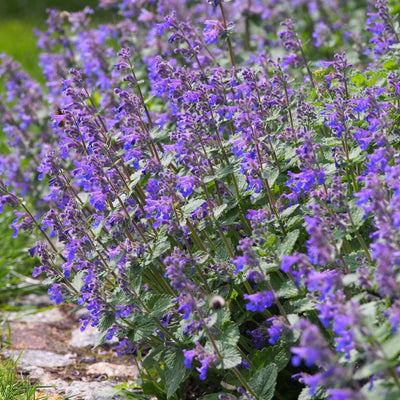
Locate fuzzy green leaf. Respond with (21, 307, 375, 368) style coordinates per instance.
(182, 199, 206, 216)
(164, 349, 187, 398)
(354, 358, 398, 380)
(249, 363, 278, 400)
(278, 229, 299, 257)
(214, 341, 242, 369)
(217, 321, 240, 347)
(253, 346, 290, 372)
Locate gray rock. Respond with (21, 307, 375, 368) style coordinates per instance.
(3, 349, 76, 368)
(69, 325, 118, 348)
(16, 307, 65, 323)
(63, 380, 127, 400)
(86, 362, 138, 378)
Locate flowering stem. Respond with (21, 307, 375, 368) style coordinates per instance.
(219, 2, 236, 69)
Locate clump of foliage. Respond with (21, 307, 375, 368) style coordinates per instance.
(1, 0, 400, 399)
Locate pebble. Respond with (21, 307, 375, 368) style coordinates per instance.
(69, 325, 118, 348)
(86, 361, 138, 378)
(16, 307, 65, 323)
(3, 349, 76, 368)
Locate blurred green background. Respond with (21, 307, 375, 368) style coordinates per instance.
(0, 0, 98, 79)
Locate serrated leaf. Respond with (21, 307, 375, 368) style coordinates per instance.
(97, 312, 115, 333)
(216, 165, 235, 179)
(161, 151, 175, 166)
(128, 314, 157, 341)
(151, 239, 171, 259)
(214, 342, 242, 369)
(249, 363, 278, 400)
(278, 229, 299, 257)
(286, 298, 316, 314)
(218, 322, 240, 347)
(216, 245, 230, 261)
(71, 270, 85, 292)
(182, 199, 206, 216)
(275, 279, 298, 299)
(280, 204, 300, 218)
(129, 170, 143, 189)
(349, 201, 365, 230)
(214, 203, 227, 219)
(164, 349, 187, 398)
(253, 346, 290, 372)
(298, 386, 327, 400)
(147, 294, 174, 317)
(261, 168, 279, 187)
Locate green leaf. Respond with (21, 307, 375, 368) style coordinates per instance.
(362, 379, 400, 400)
(275, 279, 298, 299)
(216, 165, 235, 179)
(71, 270, 85, 292)
(298, 387, 327, 400)
(182, 199, 206, 216)
(348, 199, 365, 229)
(164, 349, 187, 398)
(142, 345, 165, 368)
(147, 294, 174, 318)
(382, 332, 400, 359)
(249, 363, 278, 400)
(217, 322, 240, 347)
(278, 229, 299, 257)
(214, 204, 227, 220)
(253, 346, 290, 372)
(280, 204, 300, 218)
(354, 358, 398, 380)
(383, 58, 398, 71)
(128, 314, 157, 341)
(214, 341, 242, 369)
(286, 298, 316, 314)
(142, 381, 166, 400)
(97, 311, 115, 333)
(261, 168, 279, 187)
(151, 238, 171, 259)
(351, 72, 367, 87)
(129, 170, 143, 189)
(216, 244, 230, 261)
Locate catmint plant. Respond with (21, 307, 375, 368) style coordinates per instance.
(2, 0, 400, 399)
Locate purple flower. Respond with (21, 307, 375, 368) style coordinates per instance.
(48, 283, 63, 305)
(244, 291, 274, 312)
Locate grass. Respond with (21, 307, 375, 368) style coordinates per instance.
(0, 19, 43, 80)
(0, 348, 49, 400)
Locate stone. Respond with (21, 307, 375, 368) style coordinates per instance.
(69, 325, 118, 348)
(3, 349, 76, 368)
(16, 307, 65, 323)
(62, 380, 127, 400)
(86, 362, 138, 378)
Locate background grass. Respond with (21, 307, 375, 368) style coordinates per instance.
(0, 0, 99, 79)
